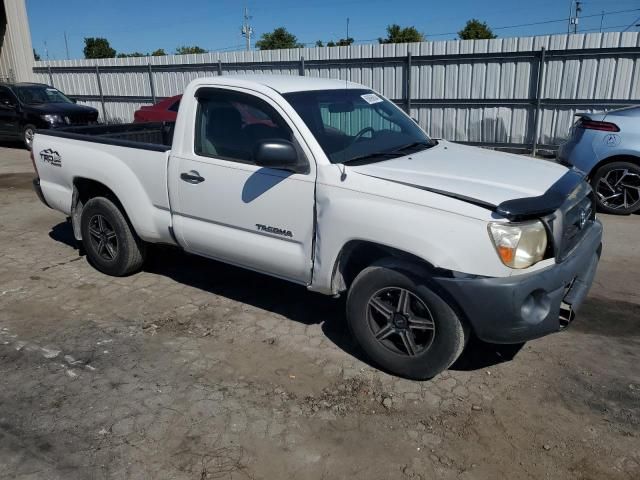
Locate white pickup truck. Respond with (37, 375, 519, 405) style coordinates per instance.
(32, 75, 602, 379)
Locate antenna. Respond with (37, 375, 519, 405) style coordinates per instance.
(241, 7, 253, 51)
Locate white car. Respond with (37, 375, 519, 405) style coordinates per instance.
(31, 75, 602, 379)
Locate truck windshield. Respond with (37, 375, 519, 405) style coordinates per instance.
(14, 86, 74, 105)
(283, 89, 433, 164)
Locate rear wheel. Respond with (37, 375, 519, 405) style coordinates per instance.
(346, 262, 467, 380)
(23, 124, 36, 150)
(80, 197, 146, 276)
(591, 161, 640, 215)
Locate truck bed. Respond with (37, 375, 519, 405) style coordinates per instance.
(36, 122, 174, 152)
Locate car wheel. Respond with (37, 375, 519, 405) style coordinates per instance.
(346, 261, 467, 380)
(591, 161, 640, 215)
(23, 124, 36, 150)
(80, 196, 146, 276)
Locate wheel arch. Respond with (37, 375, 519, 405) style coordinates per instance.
(331, 240, 474, 333)
(331, 240, 446, 293)
(71, 177, 137, 241)
(588, 154, 640, 179)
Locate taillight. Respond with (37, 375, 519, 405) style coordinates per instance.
(30, 150, 38, 175)
(577, 119, 620, 132)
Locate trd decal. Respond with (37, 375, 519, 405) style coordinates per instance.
(256, 224, 293, 238)
(40, 149, 62, 167)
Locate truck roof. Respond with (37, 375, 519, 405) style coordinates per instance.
(202, 74, 364, 94)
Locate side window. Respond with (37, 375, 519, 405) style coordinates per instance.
(0, 88, 15, 106)
(195, 89, 293, 163)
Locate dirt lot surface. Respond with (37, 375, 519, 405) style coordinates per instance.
(0, 146, 638, 479)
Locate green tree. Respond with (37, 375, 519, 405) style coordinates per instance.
(116, 52, 146, 58)
(152, 48, 167, 56)
(315, 40, 324, 47)
(175, 45, 206, 55)
(458, 19, 497, 40)
(33, 49, 41, 61)
(378, 24, 424, 44)
(326, 37, 354, 47)
(83, 37, 116, 59)
(255, 27, 302, 50)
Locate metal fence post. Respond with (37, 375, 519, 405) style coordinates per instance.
(47, 65, 54, 87)
(531, 47, 546, 156)
(95, 65, 107, 123)
(406, 51, 412, 114)
(147, 64, 156, 104)
(218, 59, 223, 75)
(300, 56, 305, 76)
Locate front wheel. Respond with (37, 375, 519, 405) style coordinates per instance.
(591, 161, 640, 215)
(80, 196, 146, 276)
(346, 262, 467, 380)
(23, 124, 36, 150)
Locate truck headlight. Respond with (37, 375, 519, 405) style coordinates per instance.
(41, 114, 65, 124)
(488, 220, 548, 269)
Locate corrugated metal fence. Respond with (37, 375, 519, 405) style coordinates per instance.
(33, 32, 640, 153)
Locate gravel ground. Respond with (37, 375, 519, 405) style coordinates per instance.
(0, 146, 638, 479)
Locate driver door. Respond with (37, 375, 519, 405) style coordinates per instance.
(169, 87, 317, 284)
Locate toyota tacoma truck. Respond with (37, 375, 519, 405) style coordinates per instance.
(31, 75, 602, 379)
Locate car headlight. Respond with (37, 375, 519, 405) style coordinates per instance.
(41, 114, 65, 124)
(488, 220, 548, 269)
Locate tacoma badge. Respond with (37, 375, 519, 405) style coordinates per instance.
(256, 224, 293, 238)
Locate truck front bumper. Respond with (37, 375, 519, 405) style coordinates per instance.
(432, 220, 603, 344)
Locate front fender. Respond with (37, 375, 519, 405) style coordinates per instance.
(309, 184, 511, 295)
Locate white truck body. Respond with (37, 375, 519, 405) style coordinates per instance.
(32, 75, 602, 378)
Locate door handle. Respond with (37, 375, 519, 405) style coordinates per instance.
(180, 170, 205, 184)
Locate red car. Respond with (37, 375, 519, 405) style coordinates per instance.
(133, 95, 181, 123)
(133, 94, 276, 127)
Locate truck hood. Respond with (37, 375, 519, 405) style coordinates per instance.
(23, 102, 98, 116)
(348, 141, 569, 208)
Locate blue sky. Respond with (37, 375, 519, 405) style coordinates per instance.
(27, 0, 640, 60)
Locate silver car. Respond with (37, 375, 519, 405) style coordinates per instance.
(558, 105, 640, 215)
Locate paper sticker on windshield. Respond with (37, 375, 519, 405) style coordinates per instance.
(361, 93, 383, 104)
(46, 88, 57, 92)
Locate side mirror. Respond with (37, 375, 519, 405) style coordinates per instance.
(253, 139, 305, 173)
(71, 98, 77, 104)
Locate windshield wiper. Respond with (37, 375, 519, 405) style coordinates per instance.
(390, 140, 434, 154)
(341, 141, 434, 165)
(341, 151, 405, 165)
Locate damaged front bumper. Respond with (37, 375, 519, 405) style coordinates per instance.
(431, 220, 603, 344)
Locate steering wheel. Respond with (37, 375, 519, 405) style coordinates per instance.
(347, 127, 375, 149)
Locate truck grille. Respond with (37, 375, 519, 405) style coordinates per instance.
(557, 190, 596, 261)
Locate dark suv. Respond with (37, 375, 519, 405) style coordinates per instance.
(0, 82, 99, 149)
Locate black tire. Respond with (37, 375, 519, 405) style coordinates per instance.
(80, 196, 146, 276)
(591, 161, 640, 215)
(23, 124, 36, 150)
(346, 261, 467, 380)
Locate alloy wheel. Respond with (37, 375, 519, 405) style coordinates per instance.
(24, 128, 34, 148)
(367, 287, 436, 357)
(596, 168, 640, 211)
(88, 214, 118, 261)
